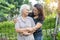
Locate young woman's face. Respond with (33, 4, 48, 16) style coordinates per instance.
(33, 7, 39, 16)
(22, 8, 29, 16)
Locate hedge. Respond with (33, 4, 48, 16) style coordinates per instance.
(0, 21, 17, 40)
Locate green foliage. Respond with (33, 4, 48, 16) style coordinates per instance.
(43, 35, 52, 40)
(0, 21, 15, 33)
(0, 14, 7, 22)
(56, 32, 60, 40)
(42, 15, 56, 29)
(0, 0, 30, 21)
(23, 0, 29, 4)
(0, 21, 17, 40)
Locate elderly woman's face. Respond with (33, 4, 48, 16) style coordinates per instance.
(22, 8, 29, 16)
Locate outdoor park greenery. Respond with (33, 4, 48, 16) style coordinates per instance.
(0, 0, 60, 40)
(0, 0, 29, 21)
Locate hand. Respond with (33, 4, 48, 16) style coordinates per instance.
(13, 19, 17, 23)
(13, 18, 18, 23)
(26, 27, 35, 33)
(20, 28, 32, 36)
(22, 32, 31, 36)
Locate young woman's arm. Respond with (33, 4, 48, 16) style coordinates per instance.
(33, 22, 42, 31)
(26, 21, 43, 33)
(15, 21, 25, 33)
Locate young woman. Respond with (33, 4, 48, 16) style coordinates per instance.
(15, 4, 35, 40)
(28, 4, 45, 40)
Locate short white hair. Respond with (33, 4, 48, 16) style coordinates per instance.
(19, 4, 30, 16)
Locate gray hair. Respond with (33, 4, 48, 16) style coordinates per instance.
(19, 4, 30, 16)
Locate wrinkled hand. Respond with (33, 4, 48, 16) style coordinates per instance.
(13, 18, 18, 23)
(22, 32, 31, 36)
(26, 27, 35, 33)
(19, 28, 35, 36)
(20, 29, 32, 36)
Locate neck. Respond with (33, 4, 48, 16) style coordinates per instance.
(22, 14, 27, 19)
(34, 15, 38, 19)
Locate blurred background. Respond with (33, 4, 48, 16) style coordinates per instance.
(0, 0, 60, 40)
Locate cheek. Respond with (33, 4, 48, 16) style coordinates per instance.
(35, 11, 38, 14)
(33, 10, 38, 15)
(24, 10, 28, 13)
(33, 10, 36, 14)
(22, 10, 27, 14)
(34, 11, 38, 14)
(25, 10, 28, 14)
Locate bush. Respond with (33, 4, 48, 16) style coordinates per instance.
(0, 14, 7, 22)
(42, 15, 56, 29)
(0, 21, 15, 33)
(56, 32, 60, 40)
(0, 21, 17, 40)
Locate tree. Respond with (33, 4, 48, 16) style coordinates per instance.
(0, 0, 25, 21)
(23, 0, 29, 4)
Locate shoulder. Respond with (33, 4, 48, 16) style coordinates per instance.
(16, 16, 21, 23)
(17, 16, 21, 20)
(27, 16, 33, 20)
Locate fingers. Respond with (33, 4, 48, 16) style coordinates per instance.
(22, 32, 31, 36)
(13, 18, 18, 23)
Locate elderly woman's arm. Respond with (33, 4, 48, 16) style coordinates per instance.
(15, 21, 25, 33)
(15, 28, 31, 36)
(15, 21, 32, 36)
(14, 17, 35, 34)
(15, 28, 26, 33)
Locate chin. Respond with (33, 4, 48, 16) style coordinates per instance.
(26, 14, 28, 16)
(25, 14, 28, 16)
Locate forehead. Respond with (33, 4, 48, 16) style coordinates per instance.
(33, 7, 38, 11)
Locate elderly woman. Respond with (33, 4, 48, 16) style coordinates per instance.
(15, 4, 35, 40)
